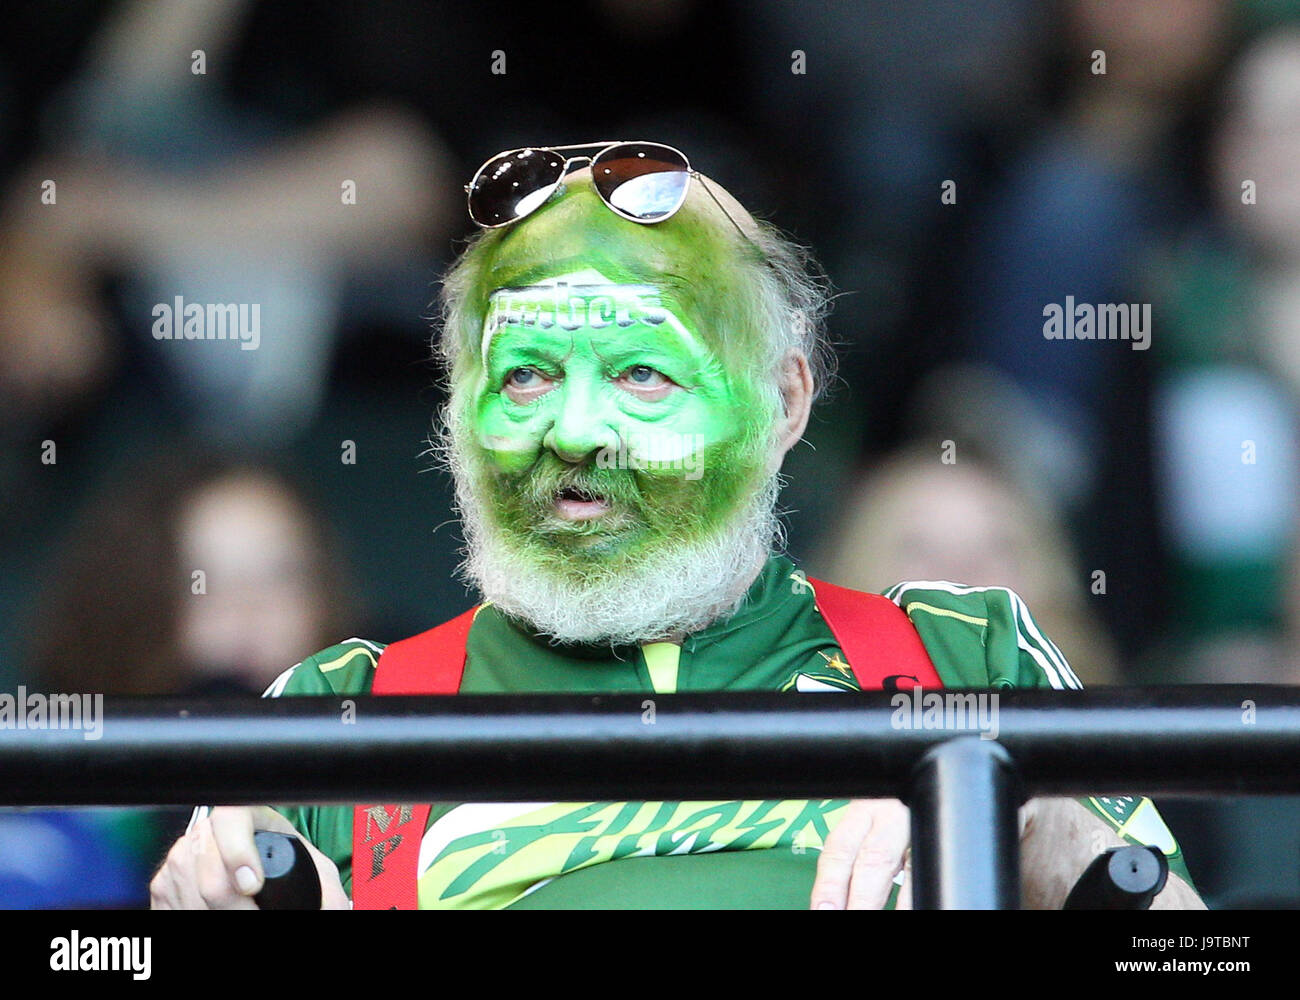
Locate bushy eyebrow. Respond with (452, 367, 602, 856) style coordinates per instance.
(588, 340, 695, 375)
(485, 318, 709, 373)
(481, 330, 573, 373)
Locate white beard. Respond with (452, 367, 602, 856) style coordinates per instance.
(442, 411, 784, 646)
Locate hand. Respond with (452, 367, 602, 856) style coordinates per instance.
(1020, 797, 1205, 910)
(810, 799, 912, 910)
(150, 805, 351, 910)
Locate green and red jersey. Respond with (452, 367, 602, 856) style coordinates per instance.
(263, 557, 1192, 907)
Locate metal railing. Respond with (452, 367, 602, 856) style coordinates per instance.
(2, 686, 1297, 908)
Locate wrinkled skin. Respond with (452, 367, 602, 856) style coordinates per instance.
(452, 175, 781, 588)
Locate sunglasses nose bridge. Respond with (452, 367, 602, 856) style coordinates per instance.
(559, 154, 595, 175)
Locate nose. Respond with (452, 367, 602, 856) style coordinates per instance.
(542, 378, 620, 464)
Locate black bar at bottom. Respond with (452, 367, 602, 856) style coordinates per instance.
(910, 737, 1020, 910)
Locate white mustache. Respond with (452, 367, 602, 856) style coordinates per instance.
(446, 427, 783, 645)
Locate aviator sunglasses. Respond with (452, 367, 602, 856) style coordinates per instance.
(465, 140, 746, 233)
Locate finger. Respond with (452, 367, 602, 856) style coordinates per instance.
(845, 800, 910, 910)
(148, 846, 177, 910)
(811, 800, 877, 910)
(209, 805, 299, 897)
(149, 839, 188, 910)
(1018, 799, 1037, 839)
(153, 828, 209, 910)
(195, 815, 256, 909)
(177, 826, 213, 909)
(897, 849, 913, 910)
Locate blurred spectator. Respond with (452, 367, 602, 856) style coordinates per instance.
(961, 0, 1234, 508)
(0, 445, 360, 909)
(27, 446, 357, 695)
(945, 0, 1253, 662)
(809, 442, 1119, 685)
(736, 0, 1052, 532)
(1144, 26, 1300, 654)
(0, 0, 452, 445)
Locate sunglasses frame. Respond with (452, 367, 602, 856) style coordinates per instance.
(464, 140, 747, 236)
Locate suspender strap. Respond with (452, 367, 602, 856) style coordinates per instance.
(351, 606, 477, 910)
(370, 606, 477, 695)
(806, 577, 943, 690)
(352, 582, 939, 908)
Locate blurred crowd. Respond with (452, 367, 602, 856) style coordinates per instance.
(1, 0, 1298, 908)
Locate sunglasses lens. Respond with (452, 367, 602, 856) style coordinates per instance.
(592, 143, 690, 221)
(468, 149, 567, 226)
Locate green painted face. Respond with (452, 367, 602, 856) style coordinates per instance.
(453, 182, 779, 581)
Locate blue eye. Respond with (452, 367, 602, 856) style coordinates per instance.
(507, 367, 538, 387)
(627, 365, 660, 384)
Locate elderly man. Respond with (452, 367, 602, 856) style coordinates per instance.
(150, 142, 1202, 910)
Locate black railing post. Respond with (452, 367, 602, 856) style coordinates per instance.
(909, 737, 1020, 910)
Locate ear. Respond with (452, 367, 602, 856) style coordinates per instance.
(769, 350, 814, 473)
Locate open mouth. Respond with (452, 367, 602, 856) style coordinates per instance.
(553, 485, 612, 521)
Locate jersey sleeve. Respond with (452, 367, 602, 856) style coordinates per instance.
(882, 581, 1198, 897)
(259, 638, 385, 896)
(262, 637, 385, 699)
(882, 581, 1081, 689)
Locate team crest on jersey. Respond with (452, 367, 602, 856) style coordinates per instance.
(781, 649, 859, 693)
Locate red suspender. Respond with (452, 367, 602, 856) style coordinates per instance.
(351, 582, 938, 909)
(805, 577, 943, 690)
(351, 606, 476, 910)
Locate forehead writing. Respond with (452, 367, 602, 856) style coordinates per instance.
(481, 276, 704, 367)
(486, 282, 669, 335)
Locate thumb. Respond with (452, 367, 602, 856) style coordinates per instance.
(209, 805, 301, 896)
